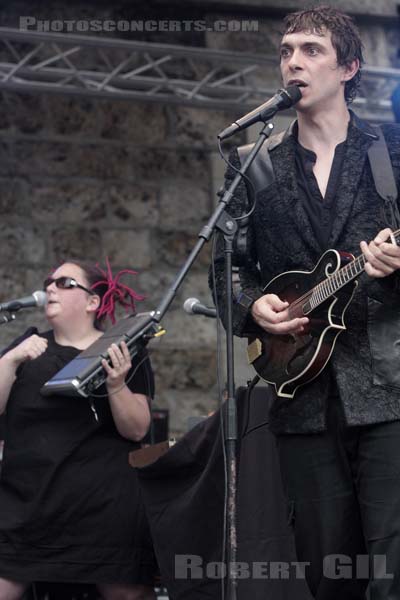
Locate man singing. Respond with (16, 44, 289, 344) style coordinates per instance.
(211, 5, 400, 599)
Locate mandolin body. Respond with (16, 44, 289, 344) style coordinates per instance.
(247, 249, 357, 398)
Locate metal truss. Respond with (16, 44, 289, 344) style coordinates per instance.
(0, 27, 398, 121)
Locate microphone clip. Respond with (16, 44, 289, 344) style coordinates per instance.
(0, 312, 16, 326)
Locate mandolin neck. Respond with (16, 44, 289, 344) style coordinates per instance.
(300, 228, 400, 315)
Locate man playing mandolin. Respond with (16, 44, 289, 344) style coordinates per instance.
(211, 5, 400, 599)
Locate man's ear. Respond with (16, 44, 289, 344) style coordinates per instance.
(342, 58, 360, 83)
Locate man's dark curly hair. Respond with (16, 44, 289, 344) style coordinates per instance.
(283, 5, 364, 104)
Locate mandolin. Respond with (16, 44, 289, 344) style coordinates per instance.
(247, 231, 400, 398)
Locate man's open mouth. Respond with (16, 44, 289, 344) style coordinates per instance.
(289, 80, 308, 88)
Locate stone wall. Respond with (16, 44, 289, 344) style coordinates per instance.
(0, 0, 398, 435)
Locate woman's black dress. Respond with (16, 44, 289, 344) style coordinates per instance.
(0, 330, 156, 584)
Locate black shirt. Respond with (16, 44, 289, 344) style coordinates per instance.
(294, 132, 347, 407)
(295, 137, 346, 250)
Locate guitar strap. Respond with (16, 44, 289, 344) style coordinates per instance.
(237, 136, 278, 204)
(232, 139, 278, 312)
(368, 125, 400, 230)
(236, 137, 277, 258)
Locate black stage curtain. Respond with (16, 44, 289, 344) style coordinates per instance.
(136, 387, 313, 600)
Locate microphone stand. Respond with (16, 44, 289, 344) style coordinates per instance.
(151, 121, 275, 600)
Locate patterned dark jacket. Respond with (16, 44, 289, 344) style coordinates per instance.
(210, 113, 400, 434)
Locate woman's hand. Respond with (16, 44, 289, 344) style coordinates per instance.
(101, 342, 151, 440)
(0, 335, 48, 415)
(5, 334, 48, 367)
(102, 341, 132, 393)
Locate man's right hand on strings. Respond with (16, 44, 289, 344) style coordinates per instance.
(251, 294, 309, 334)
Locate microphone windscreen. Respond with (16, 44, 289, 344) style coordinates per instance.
(183, 298, 199, 315)
(33, 290, 48, 307)
(284, 85, 302, 105)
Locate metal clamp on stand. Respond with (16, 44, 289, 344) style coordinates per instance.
(0, 313, 16, 326)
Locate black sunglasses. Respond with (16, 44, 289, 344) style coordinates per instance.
(43, 276, 95, 295)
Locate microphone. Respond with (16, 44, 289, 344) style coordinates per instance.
(218, 85, 302, 140)
(183, 298, 217, 319)
(0, 291, 47, 312)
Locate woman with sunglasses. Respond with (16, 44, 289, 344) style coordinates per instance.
(0, 261, 156, 600)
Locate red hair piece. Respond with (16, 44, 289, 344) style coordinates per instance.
(91, 258, 145, 324)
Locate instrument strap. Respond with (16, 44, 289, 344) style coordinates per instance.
(237, 136, 277, 203)
(368, 125, 400, 230)
(235, 137, 277, 258)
